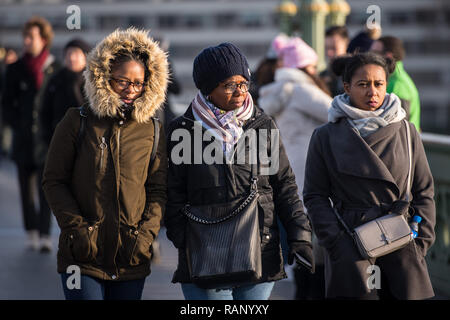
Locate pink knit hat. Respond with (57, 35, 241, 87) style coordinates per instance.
(270, 33, 290, 57)
(281, 37, 318, 69)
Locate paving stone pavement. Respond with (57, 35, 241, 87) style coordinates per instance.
(0, 158, 295, 300)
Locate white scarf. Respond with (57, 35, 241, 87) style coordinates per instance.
(328, 93, 406, 137)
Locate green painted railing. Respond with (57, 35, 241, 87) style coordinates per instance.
(422, 132, 450, 298)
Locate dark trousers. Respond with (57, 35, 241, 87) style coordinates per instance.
(295, 264, 326, 300)
(17, 163, 51, 235)
(60, 273, 146, 300)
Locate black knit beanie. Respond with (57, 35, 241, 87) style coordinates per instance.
(193, 43, 251, 95)
(64, 38, 92, 56)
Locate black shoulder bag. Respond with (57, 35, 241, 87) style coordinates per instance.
(182, 163, 262, 289)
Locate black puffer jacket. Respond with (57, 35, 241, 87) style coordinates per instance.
(164, 105, 312, 284)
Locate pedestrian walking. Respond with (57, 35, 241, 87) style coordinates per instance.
(370, 36, 421, 131)
(320, 26, 349, 97)
(1, 16, 60, 252)
(42, 28, 168, 300)
(38, 38, 91, 152)
(34, 38, 91, 252)
(164, 42, 313, 300)
(258, 36, 331, 300)
(0, 46, 18, 159)
(303, 52, 436, 300)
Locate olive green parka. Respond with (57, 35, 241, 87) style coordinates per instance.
(42, 28, 169, 281)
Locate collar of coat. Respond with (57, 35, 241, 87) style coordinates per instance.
(329, 118, 404, 197)
(83, 28, 168, 123)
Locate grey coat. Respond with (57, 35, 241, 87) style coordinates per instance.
(303, 118, 435, 299)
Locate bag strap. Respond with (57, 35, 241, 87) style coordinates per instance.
(333, 120, 413, 234)
(403, 119, 412, 202)
(77, 104, 88, 151)
(150, 117, 160, 166)
(183, 163, 258, 225)
(332, 206, 354, 237)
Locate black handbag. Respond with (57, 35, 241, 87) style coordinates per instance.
(182, 164, 262, 289)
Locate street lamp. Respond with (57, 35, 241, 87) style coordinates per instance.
(327, 0, 351, 27)
(277, 0, 298, 36)
(298, 0, 330, 72)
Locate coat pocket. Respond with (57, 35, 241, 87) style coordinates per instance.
(61, 224, 99, 263)
(118, 224, 153, 267)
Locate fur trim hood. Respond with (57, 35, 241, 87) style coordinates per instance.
(83, 28, 169, 123)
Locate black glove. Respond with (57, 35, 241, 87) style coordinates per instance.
(288, 241, 315, 274)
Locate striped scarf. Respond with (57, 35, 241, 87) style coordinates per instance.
(192, 91, 254, 157)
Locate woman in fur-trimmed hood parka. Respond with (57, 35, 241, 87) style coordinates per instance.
(42, 28, 169, 300)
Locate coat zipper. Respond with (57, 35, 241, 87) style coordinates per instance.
(99, 137, 107, 171)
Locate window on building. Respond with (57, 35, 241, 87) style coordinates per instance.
(415, 9, 438, 26)
(389, 11, 410, 25)
(216, 13, 237, 28)
(170, 44, 204, 58)
(128, 16, 147, 29)
(408, 70, 442, 86)
(184, 15, 204, 29)
(240, 13, 262, 28)
(158, 15, 178, 29)
(99, 16, 126, 29)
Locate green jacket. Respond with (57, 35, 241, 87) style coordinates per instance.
(42, 29, 169, 281)
(387, 61, 421, 131)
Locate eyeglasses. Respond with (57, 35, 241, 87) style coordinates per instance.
(223, 82, 250, 94)
(111, 78, 145, 92)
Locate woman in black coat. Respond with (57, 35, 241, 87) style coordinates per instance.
(38, 38, 91, 150)
(165, 43, 313, 300)
(303, 53, 435, 300)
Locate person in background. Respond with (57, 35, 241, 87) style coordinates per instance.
(303, 52, 435, 300)
(320, 26, 349, 97)
(153, 36, 182, 132)
(35, 39, 90, 251)
(249, 34, 287, 103)
(165, 42, 313, 300)
(258, 36, 331, 300)
(346, 23, 382, 55)
(36, 39, 91, 201)
(1, 16, 60, 252)
(42, 28, 168, 300)
(370, 36, 421, 131)
(0, 47, 18, 159)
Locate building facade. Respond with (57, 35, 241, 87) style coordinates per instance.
(0, 0, 449, 133)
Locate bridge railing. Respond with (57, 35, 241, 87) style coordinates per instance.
(422, 132, 450, 297)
